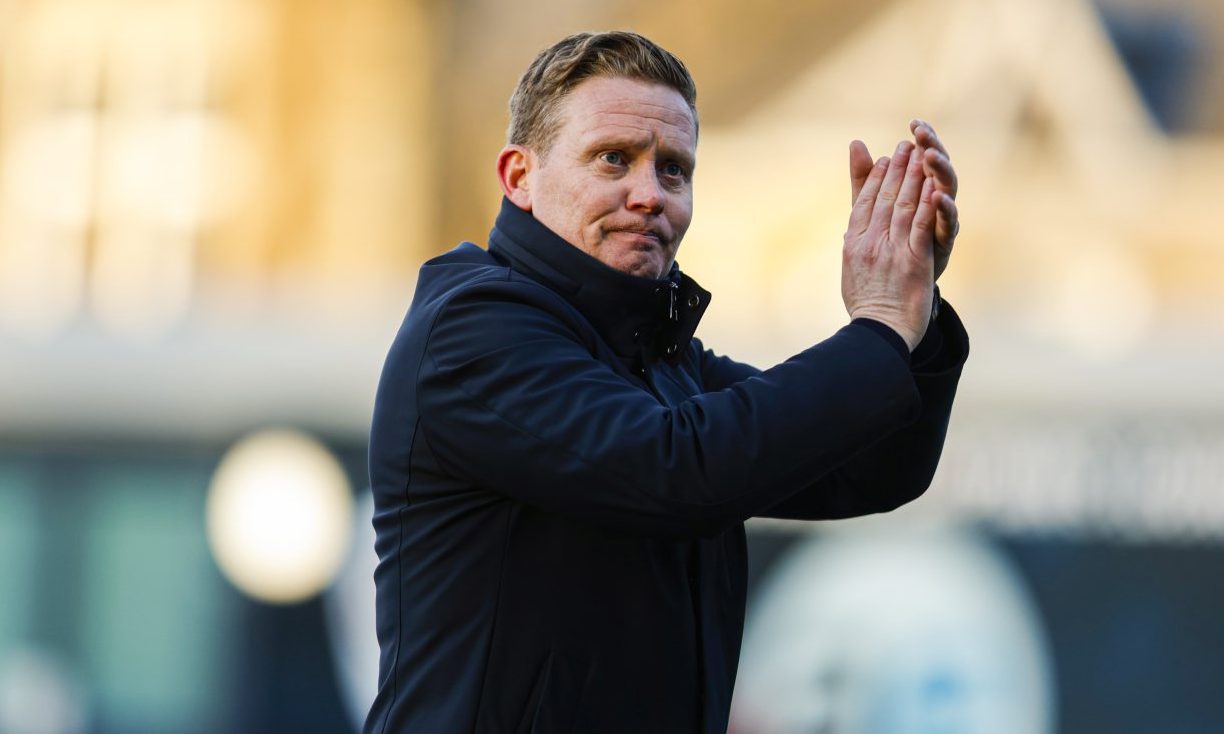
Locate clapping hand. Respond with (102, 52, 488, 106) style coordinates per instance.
(849, 120, 959, 282)
(840, 139, 937, 351)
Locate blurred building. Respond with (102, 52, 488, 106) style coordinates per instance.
(2, 0, 1224, 732)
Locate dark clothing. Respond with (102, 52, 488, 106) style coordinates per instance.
(365, 198, 969, 734)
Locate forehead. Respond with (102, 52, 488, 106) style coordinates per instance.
(553, 76, 697, 153)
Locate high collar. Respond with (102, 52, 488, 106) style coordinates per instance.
(488, 197, 710, 366)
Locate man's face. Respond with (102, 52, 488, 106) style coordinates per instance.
(526, 76, 696, 279)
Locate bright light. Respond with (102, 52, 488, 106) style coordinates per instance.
(1, 112, 98, 228)
(206, 429, 354, 604)
(732, 527, 1054, 734)
(0, 112, 94, 340)
(0, 646, 87, 734)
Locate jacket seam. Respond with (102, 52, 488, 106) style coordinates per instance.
(470, 503, 516, 733)
(376, 416, 418, 734)
(413, 266, 515, 462)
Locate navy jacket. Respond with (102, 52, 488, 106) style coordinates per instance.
(365, 198, 969, 734)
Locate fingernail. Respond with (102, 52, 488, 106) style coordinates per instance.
(876, 156, 889, 167)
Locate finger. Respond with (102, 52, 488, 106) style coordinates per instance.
(923, 148, 959, 198)
(849, 140, 874, 205)
(869, 141, 913, 231)
(909, 176, 937, 259)
(910, 119, 950, 160)
(933, 191, 959, 251)
(890, 142, 927, 241)
(847, 156, 890, 234)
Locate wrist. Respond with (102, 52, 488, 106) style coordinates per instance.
(851, 317, 911, 361)
(847, 307, 922, 351)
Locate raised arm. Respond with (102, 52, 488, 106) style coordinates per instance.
(763, 121, 968, 519)
(757, 301, 968, 520)
(416, 277, 922, 540)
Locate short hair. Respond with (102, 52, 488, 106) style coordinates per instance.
(507, 31, 698, 154)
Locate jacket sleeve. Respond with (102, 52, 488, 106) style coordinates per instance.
(695, 338, 762, 391)
(415, 276, 924, 539)
(755, 301, 970, 520)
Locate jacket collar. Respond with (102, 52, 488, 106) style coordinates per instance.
(488, 197, 710, 366)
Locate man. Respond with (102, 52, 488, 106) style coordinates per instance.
(366, 31, 966, 734)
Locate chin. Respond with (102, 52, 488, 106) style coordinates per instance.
(615, 256, 666, 279)
(606, 245, 673, 278)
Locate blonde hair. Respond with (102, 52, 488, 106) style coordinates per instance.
(507, 31, 698, 154)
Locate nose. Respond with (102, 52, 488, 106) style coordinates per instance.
(626, 164, 664, 215)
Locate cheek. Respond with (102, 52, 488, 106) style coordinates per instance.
(588, 185, 625, 212)
(669, 198, 693, 241)
(542, 177, 587, 224)
(581, 190, 624, 230)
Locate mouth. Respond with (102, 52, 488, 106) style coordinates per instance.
(609, 228, 665, 249)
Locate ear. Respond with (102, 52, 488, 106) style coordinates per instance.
(496, 144, 535, 211)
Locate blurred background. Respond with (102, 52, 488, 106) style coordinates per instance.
(2, 0, 1223, 731)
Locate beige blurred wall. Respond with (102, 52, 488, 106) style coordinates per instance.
(1, 0, 1222, 440)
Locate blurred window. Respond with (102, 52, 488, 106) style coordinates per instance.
(0, 452, 233, 734)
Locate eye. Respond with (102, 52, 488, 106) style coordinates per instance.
(599, 151, 625, 166)
(662, 162, 686, 179)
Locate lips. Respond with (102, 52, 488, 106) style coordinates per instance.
(609, 227, 666, 247)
